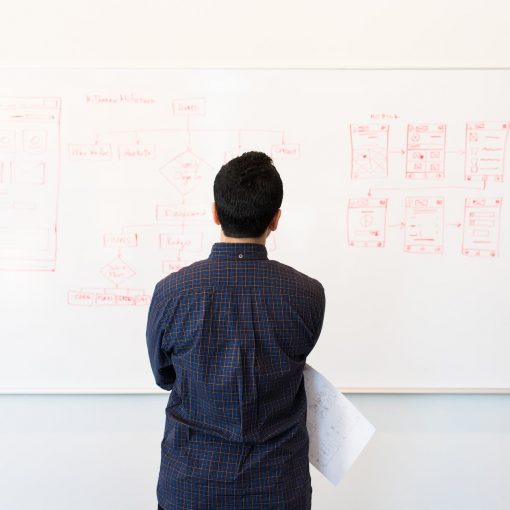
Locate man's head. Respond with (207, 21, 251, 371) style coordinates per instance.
(213, 151, 283, 239)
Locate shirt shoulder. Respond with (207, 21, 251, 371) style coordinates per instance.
(266, 259, 325, 300)
(153, 258, 211, 298)
(153, 256, 325, 303)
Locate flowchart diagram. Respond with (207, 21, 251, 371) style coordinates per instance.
(66, 97, 293, 307)
(347, 121, 506, 257)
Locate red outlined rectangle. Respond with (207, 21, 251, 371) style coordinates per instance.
(68, 288, 150, 307)
(0, 96, 61, 122)
(159, 232, 203, 252)
(462, 198, 502, 257)
(0, 97, 61, 272)
(103, 233, 138, 248)
(162, 260, 187, 274)
(172, 98, 206, 116)
(347, 198, 387, 248)
(10, 162, 45, 185)
(23, 129, 47, 154)
(0, 130, 16, 152)
(156, 204, 208, 224)
(404, 197, 444, 254)
(115, 294, 136, 306)
(95, 293, 117, 306)
(350, 124, 389, 179)
(406, 124, 446, 179)
(134, 294, 150, 306)
(68, 144, 112, 160)
(465, 122, 508, 182)
(271, 144, 301, 160)
(118, 144, 156, 160)
(68, 291, 95, 306)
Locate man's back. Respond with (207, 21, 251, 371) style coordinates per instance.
(147, 242, 325, 510)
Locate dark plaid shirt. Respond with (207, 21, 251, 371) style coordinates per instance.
(147, 242, 325, 510)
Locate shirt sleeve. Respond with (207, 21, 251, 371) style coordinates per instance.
(146, 282, 176, 391)
(310, 282, 326, 351)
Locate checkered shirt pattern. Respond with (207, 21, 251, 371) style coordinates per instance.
(147, 242, 326, 510)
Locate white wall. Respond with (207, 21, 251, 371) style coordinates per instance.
(1, 1, 510, 509)
(1, 394, 509, 509)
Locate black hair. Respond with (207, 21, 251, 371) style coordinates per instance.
(213, 151, 283, 238)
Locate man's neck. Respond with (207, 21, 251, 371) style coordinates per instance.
(219, 231, 268, 245)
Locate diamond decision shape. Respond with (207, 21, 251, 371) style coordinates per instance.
(159, 149, 212, 195)
(101, 256, 135, 286)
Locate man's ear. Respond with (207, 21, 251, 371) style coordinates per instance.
(268, 209, 281, 232)
(211, 202, 221, 226)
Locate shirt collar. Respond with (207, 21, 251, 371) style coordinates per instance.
(209, 242, 268, 261)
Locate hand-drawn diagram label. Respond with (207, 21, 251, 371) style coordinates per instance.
(271, 144, 301, 160)
(118, 144, 156, 160)
(159, 232, 203, 252)
(172, 98, 206, 116)
(68, 143, 112, 160)
(68, 288, 149, 307)
(156, 204, 208, 225)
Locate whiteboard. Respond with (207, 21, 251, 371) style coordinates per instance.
(0, 69, 509, 393)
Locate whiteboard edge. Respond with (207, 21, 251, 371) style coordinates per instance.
(1, 387, 510, 395)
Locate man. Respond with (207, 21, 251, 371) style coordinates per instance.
(147, 151, 326, 509)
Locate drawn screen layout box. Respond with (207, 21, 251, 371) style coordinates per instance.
(350, 124, 389, 179)
(406, 124, 446, 179)
(404, 197, 444, 254)
(0, 97, 61, 271)
(462, 198, 502, 257)
(347, 198, 387, 248)
(465, 122, 508, 182)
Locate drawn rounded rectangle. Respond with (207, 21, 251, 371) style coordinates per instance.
(159, 232, 203, 252)
(0, 130, 16, 152)
(68, 144, 112, 160)
(103, 233, 138, 248)
(68, 291, 95, 306)
(23, 129, 47, 154)
(118, 144, 156, 160)
(156, 204, 208, 224)
(172, 98, 206, 116)
(10, 162, 46, 185)
(271, 144, 301, 160)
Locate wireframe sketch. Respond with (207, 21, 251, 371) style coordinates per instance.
(405, 124, 446, 179)
(404, 197, 444, 254)
(0, 97, 61, 271)
(347, 198, 387, 248)
(465, 122, 508, 182)
(350, 124, 389, 179)
(462, 198, 502, 257)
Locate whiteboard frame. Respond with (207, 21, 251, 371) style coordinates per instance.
(1, 387, 510, 395)
(1, 67, 509, 395)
